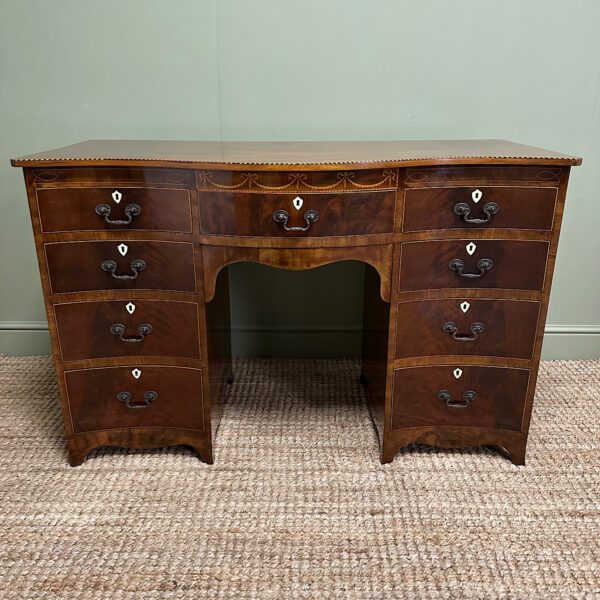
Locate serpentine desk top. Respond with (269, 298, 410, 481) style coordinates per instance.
(12, 139, 582, 169)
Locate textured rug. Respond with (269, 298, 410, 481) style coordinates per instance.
(0, 357, 598, 599)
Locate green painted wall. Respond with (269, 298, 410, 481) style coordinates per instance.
(1, 0, 599, 358)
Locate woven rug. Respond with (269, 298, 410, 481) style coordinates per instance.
(0, 357, 598, 599)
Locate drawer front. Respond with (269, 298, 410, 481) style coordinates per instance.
(55, 300, 201, 362)
(391, 365, 530, 431)
(395, 299, 540, 360)
(45, 241, 196, 294)
(37, 187, 192, 233)
(399, 240, 549, 292)
(199, 191, 396, 237)
(65, 366, 205, 433)
(402, 186, 556, 232)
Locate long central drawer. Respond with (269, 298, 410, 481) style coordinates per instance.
(199, 191, 396, 237)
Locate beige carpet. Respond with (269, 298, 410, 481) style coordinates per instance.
(0, 357, 598, 599)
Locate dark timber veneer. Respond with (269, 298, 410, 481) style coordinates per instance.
(11, 140, 581, 466)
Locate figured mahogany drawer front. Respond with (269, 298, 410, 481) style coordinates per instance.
(402, 186, 556, 232)
(54, 300, 201, 362)
(199, 191, 396, 237)
(45, 241, 196, 294)
(391, 365, 530, 431)
(395, 299, 540, 360)
(399, 239, 549, 292)
(37, 187, 192, 233)
(65, 366, 204, 434)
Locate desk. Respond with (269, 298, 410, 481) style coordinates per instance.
(12, 140, 581, 466)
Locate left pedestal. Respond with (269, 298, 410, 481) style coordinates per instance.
(22, 167, 228, 466)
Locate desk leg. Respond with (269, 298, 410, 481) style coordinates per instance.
(205, 264, 233, 453)
(361, 265, 390, 455)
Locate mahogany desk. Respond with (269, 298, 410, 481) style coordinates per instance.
(11, 140, 581, 466)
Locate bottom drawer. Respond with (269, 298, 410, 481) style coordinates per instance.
(65, 366, 204, 434)
(391, 365, 530, 431)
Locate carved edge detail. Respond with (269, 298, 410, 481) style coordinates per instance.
(197, 170, 398, 192)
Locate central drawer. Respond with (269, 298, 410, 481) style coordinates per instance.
(54, 299, 201, 362)
(45, 240, 196, 294)
(65, 365, 205, 434)
(199, 191, 396, 237)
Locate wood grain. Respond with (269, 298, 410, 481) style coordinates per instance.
(54, 299, 201, 362)
(394, 298, 540, 360)
(37, 186, 192, 233)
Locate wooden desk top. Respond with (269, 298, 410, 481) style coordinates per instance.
(12, 139, 582, 170)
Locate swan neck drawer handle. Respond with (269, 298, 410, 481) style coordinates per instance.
(109, 323, 152, 343)
(117, 390, 158, 409)
(453, 202, 500, 224)
(101, 259, 146, 280)
(442, 321, 485, 341)
(448, 258, 494, 278)
(95, 203, 141, 225)
(273, 209, 320, 232)
(437, 389, 477, 408)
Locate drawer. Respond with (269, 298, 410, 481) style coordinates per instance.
(54, 300, 201, 362)
(395, 299, 540, 360)
(199, 191, 395, 237)
(37, 187, 192, 233)
(65, 366, 204, 434)
(391, 365, 530, 431)
(398, 239, 549, 292)
(402, 186, 556, 232)
(45, 240, 196, 294)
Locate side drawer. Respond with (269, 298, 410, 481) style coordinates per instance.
(54, 299, 201, 362)
(199, 191, 396, 237)
(391, 365, 530, 431)
(37, 186, 193, 233)
(45, 241, 196, 294)
(402, 186, 556, 232)
(65, 365, 205, 433)
(398, 239, 549, 292)
(395, 298, 540, 360)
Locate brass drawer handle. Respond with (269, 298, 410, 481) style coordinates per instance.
(110, 323, 152, 343)
(101, 259, 146, 280)
(453, 202, 500, 224)
(117, 390, 158, 409)
(437, 389, 477, 408)
(442, 321, 485, 341)
(449, 258, 494, 279)
(273, 208, 320, 232)
(95, 203, 141, 225)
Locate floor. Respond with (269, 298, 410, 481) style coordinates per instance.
(0, 357, 598, 599)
